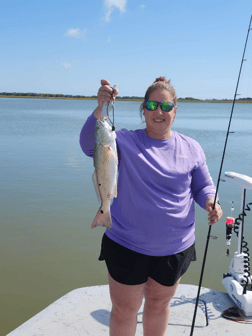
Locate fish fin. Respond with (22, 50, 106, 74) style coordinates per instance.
(113, 184, 117, 197)
(106, 146, 118, 165)
(92, 171, 101, 202)
(91, 208, 112, 229)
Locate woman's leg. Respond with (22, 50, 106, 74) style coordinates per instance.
(108, 273, 146, 336)
(143, 277, 181, 336)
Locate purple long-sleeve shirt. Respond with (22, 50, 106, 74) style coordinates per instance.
(80, 112, 217, 256)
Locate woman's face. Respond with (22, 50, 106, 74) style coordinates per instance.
(143, 89, 177, 140)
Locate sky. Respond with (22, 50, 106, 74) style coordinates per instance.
(1, 0, 252, 99)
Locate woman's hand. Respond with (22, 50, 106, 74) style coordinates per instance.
(94, 79, 119, 120)
(205, 197, 223, 225)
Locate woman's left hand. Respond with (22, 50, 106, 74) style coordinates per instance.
(205, 197, 223, 225)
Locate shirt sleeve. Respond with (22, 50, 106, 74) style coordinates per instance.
(79, 112, 97, 157)
(191, 159, 217, 210)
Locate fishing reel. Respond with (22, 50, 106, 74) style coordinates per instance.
(225, 200, 235, 257)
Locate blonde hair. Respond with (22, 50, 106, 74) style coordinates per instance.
(140, 76, 177, 121)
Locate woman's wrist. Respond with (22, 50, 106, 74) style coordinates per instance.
(205, 197, 220, 209)
(205, 197, 214, 204)
(93, 105, 102, 120)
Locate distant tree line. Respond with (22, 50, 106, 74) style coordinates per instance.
(0, 92, 252, 102)
(0, 92, 88, 98)
(0, 93, 144, 100)
(178, 97, 252, 102)
(0, 92, 145, 100)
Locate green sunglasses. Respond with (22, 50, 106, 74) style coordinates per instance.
(144, 101, 175, 112)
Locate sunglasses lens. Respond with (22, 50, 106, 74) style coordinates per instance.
(145, 101, 175, 112)
(161, 102, 174, 112)
(145, 101, 158, 110)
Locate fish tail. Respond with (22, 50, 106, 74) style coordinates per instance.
(91, 208, 112, 229)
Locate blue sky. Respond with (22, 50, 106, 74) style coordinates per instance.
(1, 0, 252, 99)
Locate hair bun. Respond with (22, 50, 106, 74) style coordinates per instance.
(154, 76, 171, 85)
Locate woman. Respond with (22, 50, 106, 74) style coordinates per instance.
(80, 78, 223, 336)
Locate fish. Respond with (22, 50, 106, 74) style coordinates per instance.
(91, 117, 118, 229)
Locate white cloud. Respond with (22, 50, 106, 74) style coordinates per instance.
(61, 62, 72, 70)
(140, 4, 145, 8)
(104, 0, 127, 22)
(65, 28, 86, 40)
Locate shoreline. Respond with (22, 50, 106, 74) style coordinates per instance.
(1, 95, 252, 103)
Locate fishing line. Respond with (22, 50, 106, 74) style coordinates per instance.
(243, 30, 252, 98)
(246, 53, 252, 98)
(107, 86, 116, 131)
(190, 15, 252, 336)
(208, 253, 226, 288)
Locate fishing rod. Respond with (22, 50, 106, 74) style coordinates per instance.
(190, 15, 252, 336)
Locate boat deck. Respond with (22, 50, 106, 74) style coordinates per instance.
(7, 284, 251, 335)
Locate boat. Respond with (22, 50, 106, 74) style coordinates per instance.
(6, 172, 252, 335)
(5, 283, 251, 335)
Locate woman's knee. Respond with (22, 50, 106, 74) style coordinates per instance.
(108, 273, 145, 315)
(144, 296, 171, 313)
(144, 277, 180, 310)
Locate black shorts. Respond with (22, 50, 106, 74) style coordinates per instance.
(98, 233, 196, 287)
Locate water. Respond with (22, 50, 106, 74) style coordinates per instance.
(1, 98, 252, 335)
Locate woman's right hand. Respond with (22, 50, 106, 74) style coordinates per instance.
(94, 79, 119, 120)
